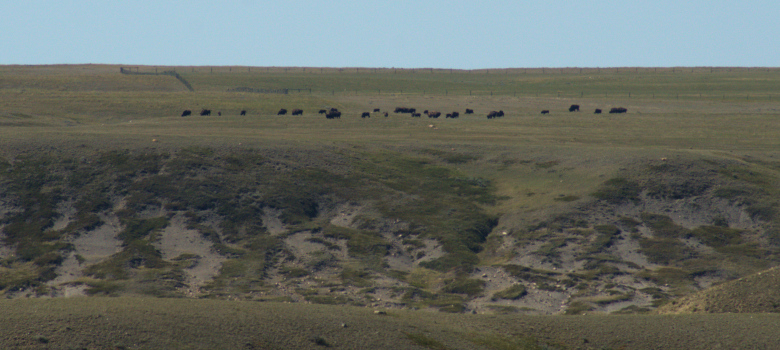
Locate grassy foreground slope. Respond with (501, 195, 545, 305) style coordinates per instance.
(2, 297, 780, 350)
(2, 64, 780, 324)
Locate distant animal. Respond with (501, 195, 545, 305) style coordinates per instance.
(498, 110, 504, 117)
(446, 113, 452, 118)
(200, 109, 211, 116)
(449, 112, 460, 118)
(465, 109, 474, 114)
(277, 109, 287, 115)
(361, 112, 370, 118)
(329, 108, 339, 112)
(394, 107, 415, 114)
(569, 104, 580, 112)
(240, 110, 247, 116)
(373, 108, 380, 112)
(412, 113, 421, 117)
(383, 112, 389, 117)
(609, 107, 628, 114)
(594, 109, 602, 114)
(292, 109, 303, 115)
(318, 109, 327, 114)
(541, 110, 549, 114)
(487, 111, 499, 119)
(426, 111, 441, 118)
(181, 110, 191, 117)
(218, 111, 222, 116)
(325, 110, 341, 119)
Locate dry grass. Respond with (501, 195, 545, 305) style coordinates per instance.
(1, 297, 780, 349)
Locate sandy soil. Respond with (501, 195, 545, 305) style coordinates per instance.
(153, 214, 226, 295)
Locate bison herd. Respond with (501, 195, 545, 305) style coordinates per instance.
(542, 104, 627, 115)
(180, 104, 628, 119)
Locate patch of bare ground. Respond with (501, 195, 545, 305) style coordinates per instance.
(613, 192, 758, 230)
(45, 213, 124, 296)
(261, 206, 286, 235)
(153, 214, 225, 295)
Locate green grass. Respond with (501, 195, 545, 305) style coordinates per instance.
(4, 64, 780, 343)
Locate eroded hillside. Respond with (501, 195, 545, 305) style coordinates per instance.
(2, 146, 779, 315)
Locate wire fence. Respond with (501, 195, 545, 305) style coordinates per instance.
(118, 66, 780, 101)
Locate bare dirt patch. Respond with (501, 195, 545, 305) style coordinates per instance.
(154, 214, 225, 293)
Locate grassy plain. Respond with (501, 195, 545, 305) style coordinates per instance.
(2, 64, 780, 348)
(2, 297, 779, 350)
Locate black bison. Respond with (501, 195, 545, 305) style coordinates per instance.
(218, 111, 222, 116)
(277, 109, 287, 115)
(594, 109, 602, 114)
(200, 109, 211, 116)
(292, 109, 303, 115)
(325, 110, 341, 119)
(609, 107, 628, 114)
(412, 113, 421, 117)
(383, 112, 389, 117)
(361, 112, 370, 118)
(487, 111, 504, 119)
(240, 110, 247, 116)
(446, 111, 460, 118)
(318, 109, 327, 114)
(541, 110, 550, 114)
(373, 108, 380, 112)
(426, 111, 441, 118)
(181, 110, 191, 117)
(465, 109, 474, 114)
(394, 107, 416, 114)
(569, 104, 580, 112)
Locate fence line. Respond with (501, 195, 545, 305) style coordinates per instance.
(120, 67, 194, 92)
(118, 66, 780, 76)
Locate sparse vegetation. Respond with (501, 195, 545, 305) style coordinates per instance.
(3, 64, 780, 348)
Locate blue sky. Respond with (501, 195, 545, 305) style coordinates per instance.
(2, 1, 778, 69)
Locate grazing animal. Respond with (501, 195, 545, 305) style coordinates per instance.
(498, 110, 504, 117)
(594, 109, 602, 114)
(394, 107, 416, 114)
(218, 111, 222, 116)
(383, 112, 388, 117)
(181, 110, 191, 117)
(451, 111, 459, 118)
(292, 109, 303, 115)
(277, 109, 287, 115)
(426, 111, 441, 118)
(465, 109, 474, 114)
(446, 113, 452, 118)
(318, 109, 327, 114)
(487, 111, 499, 119)
(325, 110, 341, 119)
(361, 112, 370, 118)
(240, 110, 246, 116)
(373, 108, 380, 112)
(569, 104, 580, 112)
(541, 110, 550, 114)
(330, 108, 339, 112)
(609, 107, 628, 114)
(412, 113, 421, 117)
(200, 109, 211, 116)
